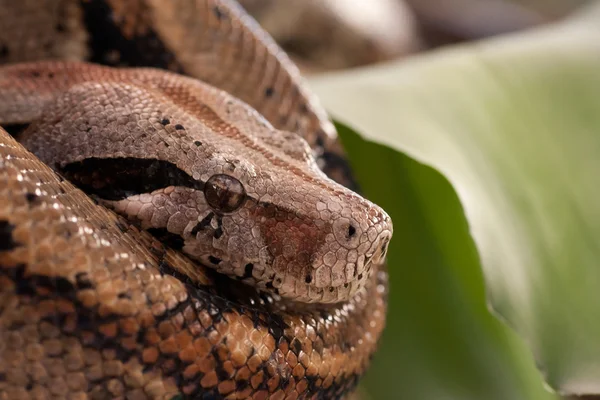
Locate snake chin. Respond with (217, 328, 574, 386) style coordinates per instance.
(181, 248, 382, 305)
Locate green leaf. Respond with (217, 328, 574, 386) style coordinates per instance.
(310, 7, 600, 399)
(334, 123, 556, 400)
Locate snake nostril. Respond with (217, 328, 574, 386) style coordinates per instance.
(333, 218, 360, 248)
(347, 224, 356, 239)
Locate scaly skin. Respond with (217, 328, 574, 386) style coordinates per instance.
(0, 1, 393, 399)
(0, 0, 354, 187)
(0, 127, 389, 399)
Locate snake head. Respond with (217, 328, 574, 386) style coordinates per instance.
(18, 72, 393, 303)
(142, 132, 393, 303)
(182, 137, 393, 303)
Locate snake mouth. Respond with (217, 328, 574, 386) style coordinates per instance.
(365, 231, 391, 268)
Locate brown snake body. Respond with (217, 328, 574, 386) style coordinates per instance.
(0, 1, 392, 399)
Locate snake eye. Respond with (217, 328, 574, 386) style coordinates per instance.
(204, 174, 246, 213)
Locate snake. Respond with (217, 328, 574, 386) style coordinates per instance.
(0, 1, 393, 399)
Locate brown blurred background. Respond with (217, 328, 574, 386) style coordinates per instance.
(239, 0, 591, 73)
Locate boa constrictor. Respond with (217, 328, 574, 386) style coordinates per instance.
(0, 1, 393, 399)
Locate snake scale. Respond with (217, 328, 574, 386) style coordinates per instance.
(0, 1, 393, 399)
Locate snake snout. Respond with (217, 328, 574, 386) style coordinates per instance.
(316, 199, 392, 298)
(332, 201, 393, 251)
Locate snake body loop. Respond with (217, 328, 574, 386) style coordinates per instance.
(0, 1, 392, 399)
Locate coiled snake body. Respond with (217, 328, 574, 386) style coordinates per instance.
(0, 1, 392, 399)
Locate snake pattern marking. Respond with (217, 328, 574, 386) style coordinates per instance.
(0, 1, 393, 399)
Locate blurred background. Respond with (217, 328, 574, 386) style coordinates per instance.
(238, 1, 600, 399)
(240, 0, 589, 72)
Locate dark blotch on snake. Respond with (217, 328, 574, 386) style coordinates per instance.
(80, 0, 184, 73)
(147, 228, 185, 251)
(0, 220, 20, 251)
(25, 193, 39, 203)
(242, 263, 254, 279)
(191, 212, 214, 236)
(60, 157, 204, 201)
